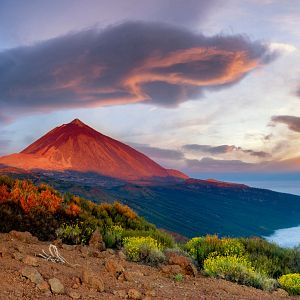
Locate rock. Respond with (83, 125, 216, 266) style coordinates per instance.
(123, 270, 144, 282)
(82, 269, 104, 292)
(69, 291, 81, 299)
(37, 281, 50, 292)
(22, 255, 39, 267)
(12, 252, 24, 261)
(21, 266, 43, 285)
(48, 278, 65, 294)
(72, 283, 80, 289)
(117, 250, 126, 260)
(107, 249, 115, 255)
(273, 288, 289, 297)
(161, 264, 182, 275)
(62, 244, 76, 251)
(96, 249, 115, 259)
(79, 246, 90, 258)
(166, 252, 197, 276)
(113, 289, 127, 298)
(89, 229, 106, 251)
(128, 288, 142, 300)
(0, 245, 7, 257)
(105, 258, 125, 278)
(9, 231, 38, 243)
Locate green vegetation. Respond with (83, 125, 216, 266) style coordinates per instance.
(1, 175, 300, 294)
(0, 175, 158, 241)
(240, 237, 300, 277)
(278, 273, 300, 295)
(173, 273, 184, 282)
(123, 236, 165, 266)
(203, 255, 277, 291)
(185, 235, 245, 268)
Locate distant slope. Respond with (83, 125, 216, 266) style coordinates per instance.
(0, 119, 188, 181)
(3, 169, 300, 238)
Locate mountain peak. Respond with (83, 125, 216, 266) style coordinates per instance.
(70, 118, 86, 127)
(0, 120, 188, 181)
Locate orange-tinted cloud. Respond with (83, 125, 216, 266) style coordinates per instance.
(0, 22, 277, 116)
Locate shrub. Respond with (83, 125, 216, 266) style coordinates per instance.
(185, 235, 244, 268)
(103, 225, 124, 248)
(122, 229, 175, 249)
(239, 237, 297, 277)
(0, 176, 161, 242)
(174, 273, 184, 282)
(278, 273, 300, 295)
(204, 255, 277, 291)
(123, 236, 165, 266)
(56, 222, 95, 245)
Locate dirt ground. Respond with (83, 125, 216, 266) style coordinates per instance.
(0, 231, 296, 300)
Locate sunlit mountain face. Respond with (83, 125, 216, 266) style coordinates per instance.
(0, 1, 300, 194)
(0, 119, 187, 181)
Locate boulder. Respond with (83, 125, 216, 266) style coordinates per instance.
(161, 264, 182, 276)
(37, 281, 50, 292)
(123, 270, 144, 282)
(82, 268, 104, 292)
(105, 258, 125, 278)
(127, 288, 142, 300)
(48, 278, 65, 294)
(9, 231, 38, 243)
(89, 229, 105, 251)
(22, 255, 39, 267)
(166, 252, 197, 276)
(21, 266, 43, 285)
(69, 291, 81, 299)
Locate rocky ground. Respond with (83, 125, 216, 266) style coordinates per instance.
(0, 231, 296, 300)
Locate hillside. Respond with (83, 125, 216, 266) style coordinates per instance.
(1, 119, 300, 239)
(4, 170, 300, 239)
(0, 176, 299, 299)
(0, 231, 294, 300)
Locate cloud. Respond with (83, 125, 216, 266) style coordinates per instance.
(296, 87, 300, 98)
(0, 112, 11, 124)
(0, 138, 11, 155)
(183, 144, 270, 158)
(0, 21, 277, 118)
(269, 42, 297, 54)
(129, 143, 184, 160)
(185, 157, 257, 173)
(272, 115, 300, 133)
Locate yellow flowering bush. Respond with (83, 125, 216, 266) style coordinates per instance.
(278, 273, 300, 295)
(221, 238, 245, 257)
(204, 255, 277, 291)
(123, 236, 165, 265)
(185, 235, 245, 267)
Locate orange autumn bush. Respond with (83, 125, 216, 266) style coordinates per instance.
(0, 184, 9, 203)
(9, 180, 62, 213)
(0, 175, 156, 243)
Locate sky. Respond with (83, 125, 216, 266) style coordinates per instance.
(0, 0, 300, 193)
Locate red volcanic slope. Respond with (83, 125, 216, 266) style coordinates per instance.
(0, 119, 188, 180)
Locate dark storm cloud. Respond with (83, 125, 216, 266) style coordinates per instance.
(0, 21, 277, 117)
(183, 144, 270, 158)
(272, 115, 300, 133)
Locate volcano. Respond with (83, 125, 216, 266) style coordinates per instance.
(0, 119, 188, 181)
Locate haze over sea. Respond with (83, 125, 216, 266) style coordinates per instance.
(193, 173, 300, 196)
